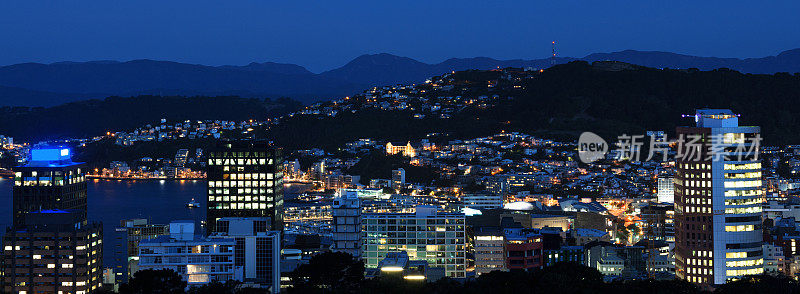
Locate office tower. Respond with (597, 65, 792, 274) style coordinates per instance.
(12, 146, 87, 226)
(332, 190, 362, 257)
(117, 219, 169, 282)
(657, 175, 675, 203)
(212, 217, 280, 292)
(361, 206, 466, 278)
(138, 222, 239, 285)
(2, 210, 103, 294)
(674, 109, 764, 285)
(207, 140, 284, 234)
(391, 168, 405, 190)
(474, 227, 505, 275)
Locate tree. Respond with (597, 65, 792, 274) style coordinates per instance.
(288, 251, 365, 293)
(118, 269, 187, 294)
(714, 274, 800, 294)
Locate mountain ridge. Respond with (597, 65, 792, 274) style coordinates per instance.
(1, 49, 800, 107)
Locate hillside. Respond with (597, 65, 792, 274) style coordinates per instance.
(0, 95, 302, 141)
(259, 61, 800, 149)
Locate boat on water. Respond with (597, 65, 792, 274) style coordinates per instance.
(186, 198, 201, 208)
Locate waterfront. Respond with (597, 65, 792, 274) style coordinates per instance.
(0, 178, 312, 271)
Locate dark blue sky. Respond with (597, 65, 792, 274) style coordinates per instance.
(1, 1, 798, 72)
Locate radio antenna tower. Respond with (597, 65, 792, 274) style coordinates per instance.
(551, 41, 556, 66)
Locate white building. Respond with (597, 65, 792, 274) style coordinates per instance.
(361, 206, 466, 278)
(462, 193, 503, 210)
(332, 190, 362, 257)
(657, 175, 675, 203)
(138, 222, 240, 285)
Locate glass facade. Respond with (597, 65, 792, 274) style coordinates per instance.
(361, 211, 466, 278)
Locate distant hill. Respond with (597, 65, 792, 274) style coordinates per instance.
(0, 95, 302, 141)
(1, 49, 800, 106)
(0, 60, 362, 106)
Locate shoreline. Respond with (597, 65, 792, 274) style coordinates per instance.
(87, 176, 206, 182)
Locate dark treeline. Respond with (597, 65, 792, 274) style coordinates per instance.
(287, 252, 798, 294)
(0, 95, 302, 142)
(85, 252, 800, 294)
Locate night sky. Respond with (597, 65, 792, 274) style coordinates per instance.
(1, 1, 798, 72)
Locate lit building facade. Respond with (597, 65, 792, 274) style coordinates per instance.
(474, 228, 505, 275)
(674, 109, 764, 285)
(12, 147, 87, 226)
(462, 193, 504, 210)
(361, 206, 466, 278)
(138, 222, 240, 285)
(1, 210, 103, 294)
(386, 142, 416, 157)
(207, 141, 284, 234)
(332, 191, 362, 257)
(657, 175, 675, 203)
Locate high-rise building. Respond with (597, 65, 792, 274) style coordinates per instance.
(674, 109, 764, 285)
(207, 140, 284, 234)
(361, 206, 466, 278)
(212, 217, 281, 292)
(657, 175, 675, 203)
(12, 146, 87, 226)
(1, 210, 103, 294)
(332, 190, 362, 257)
(117, 219, 169, 282)
(391, 168, 405, 190)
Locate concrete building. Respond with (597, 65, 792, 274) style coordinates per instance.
(332, 190, 362, 257)
(206, 140, 284, 234)
(118, 219, 169, 282)
(2, 210, 103, 294)
(361, 206, 466, 278)
(211, 218, 281, 292)
(640, 203, 675, 243)
(138, 221, 240, 286)
(462, 193, 503, 210)
(674, 109, 765, 285)
(544, 246, 585, 267)
(474, 227, 505, 275)
(503, 228, 543, 271)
